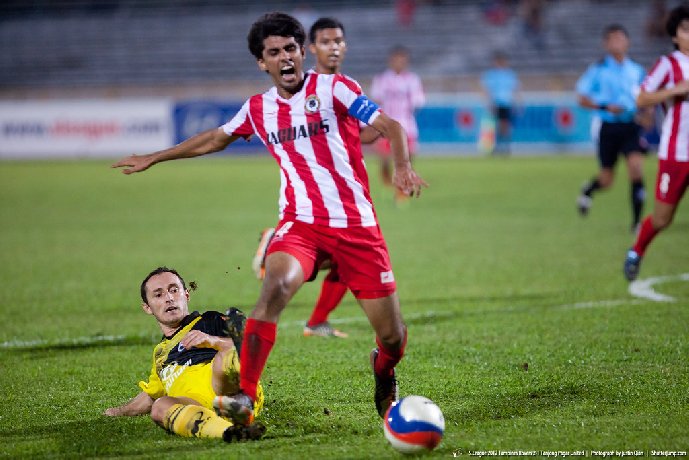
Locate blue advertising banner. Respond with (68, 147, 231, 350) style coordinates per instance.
(416, 94, 595, 153)
(173, 100, 264, 151)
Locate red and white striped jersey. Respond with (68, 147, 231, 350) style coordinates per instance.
(370, 69, 425, 139)
(222, 72, 381, 228)
(642, 50, 689, 162)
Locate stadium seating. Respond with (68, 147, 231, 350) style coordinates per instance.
(0, 0, 673, 93)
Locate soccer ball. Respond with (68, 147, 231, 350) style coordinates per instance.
(383, 395, 445, 454)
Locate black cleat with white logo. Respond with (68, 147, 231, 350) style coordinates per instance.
(370, 348, 399, 418)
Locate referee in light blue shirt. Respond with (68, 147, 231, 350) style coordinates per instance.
(481, 51, 520, 155)
(575, 24, 648, 232)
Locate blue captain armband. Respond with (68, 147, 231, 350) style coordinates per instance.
(348, 95, 380, 124)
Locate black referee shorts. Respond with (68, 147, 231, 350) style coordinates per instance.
(493, 105, 512, 122)
(598, 121, 647, 169)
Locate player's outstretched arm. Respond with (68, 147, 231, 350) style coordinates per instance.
(111, 128, 241, 175)
(104, 391, 154, 417)
(637, 81, 689, 108)
(370, 113, 428, 197)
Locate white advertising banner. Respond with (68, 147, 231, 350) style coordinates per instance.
(0, 99, 173, 158)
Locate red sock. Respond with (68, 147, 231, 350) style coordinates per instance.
(307, 269, 347, 327)
(633, 216, 660, 257)
(374, 328, 407, 378)
(239, 318, 276, 402)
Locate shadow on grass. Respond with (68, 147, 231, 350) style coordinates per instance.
(3, 334, 158, 353)
(447, 380, 616, 425)
(0, 417, 202, 457)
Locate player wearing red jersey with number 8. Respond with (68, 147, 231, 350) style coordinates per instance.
(112, 12, 427, 426)
(624, 4, 689, 281)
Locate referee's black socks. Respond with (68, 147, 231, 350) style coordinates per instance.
(631, 180, 645, 227)
(582, 177, 601, 197)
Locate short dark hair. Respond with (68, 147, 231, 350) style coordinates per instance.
(390, 45, 410, 57)
(247, 12, 306, 60)
(603, 23, 628, 38)
(309, 17, 345, 43)
(666, 4, 689, 49)
(493, 50, 508, 62)
(140, 266, 187, 304)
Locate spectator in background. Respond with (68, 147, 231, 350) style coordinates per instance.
(482, 0, 512, 26)
(645, 0, 668, 40)
(519, 0, 546, 50)
(371, 46, 426, 205)
(480, 51, 520, 155)
(396, 0, 416, 28)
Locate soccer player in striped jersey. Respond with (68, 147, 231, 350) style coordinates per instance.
(253, 17, 382, 339)
(113, 12, 427, 425)
(575, 24, 648, 232)
(624, 4, 689, 281)
(371, 45, 426, 204)
(104, 267, 265, 442)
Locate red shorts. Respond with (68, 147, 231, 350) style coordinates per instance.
(375, 136, 417, 157)
(266, 219, 397, 299)
(655, 160, 689, 205)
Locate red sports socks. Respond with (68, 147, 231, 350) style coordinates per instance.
(239, 318, 276, 402)
(374, 328, 408, 378)
(633, 216, 660, 257)
(307, 268, 348, 327)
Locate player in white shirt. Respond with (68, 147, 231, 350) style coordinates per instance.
(371, 46, 425, 203)
(113, 12, 427, 426)
(624, 4, 689, 281)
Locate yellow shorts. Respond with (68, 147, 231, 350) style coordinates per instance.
(164, 350, 264, 416)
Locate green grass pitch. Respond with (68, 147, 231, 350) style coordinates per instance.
(0, 154, 687, 458)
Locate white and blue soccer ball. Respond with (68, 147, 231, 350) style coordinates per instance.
(383, 395, 445, 454)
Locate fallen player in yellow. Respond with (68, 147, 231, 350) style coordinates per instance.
(104, 267, 265, 442)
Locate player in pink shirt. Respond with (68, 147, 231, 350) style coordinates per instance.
(113, 12, 427, 426)
(624, 4, 689, 281)
(371, 46, 426, 203)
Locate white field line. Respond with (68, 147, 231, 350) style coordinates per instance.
(628, 272, 689, 302)
(553, 299, 646, 309)
(281, 309, 458, 328)
(4, 274, 686, 350)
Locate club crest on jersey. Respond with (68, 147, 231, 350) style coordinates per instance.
(304, 94, 321, 113)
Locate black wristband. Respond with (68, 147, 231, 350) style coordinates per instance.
(598, 104, 608, 110)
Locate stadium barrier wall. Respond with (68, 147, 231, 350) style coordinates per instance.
(417, 93, 595, 154)
(1, 94, 607, 158)
(173, 100, 264, 151)
(0, 99, 173, 158)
